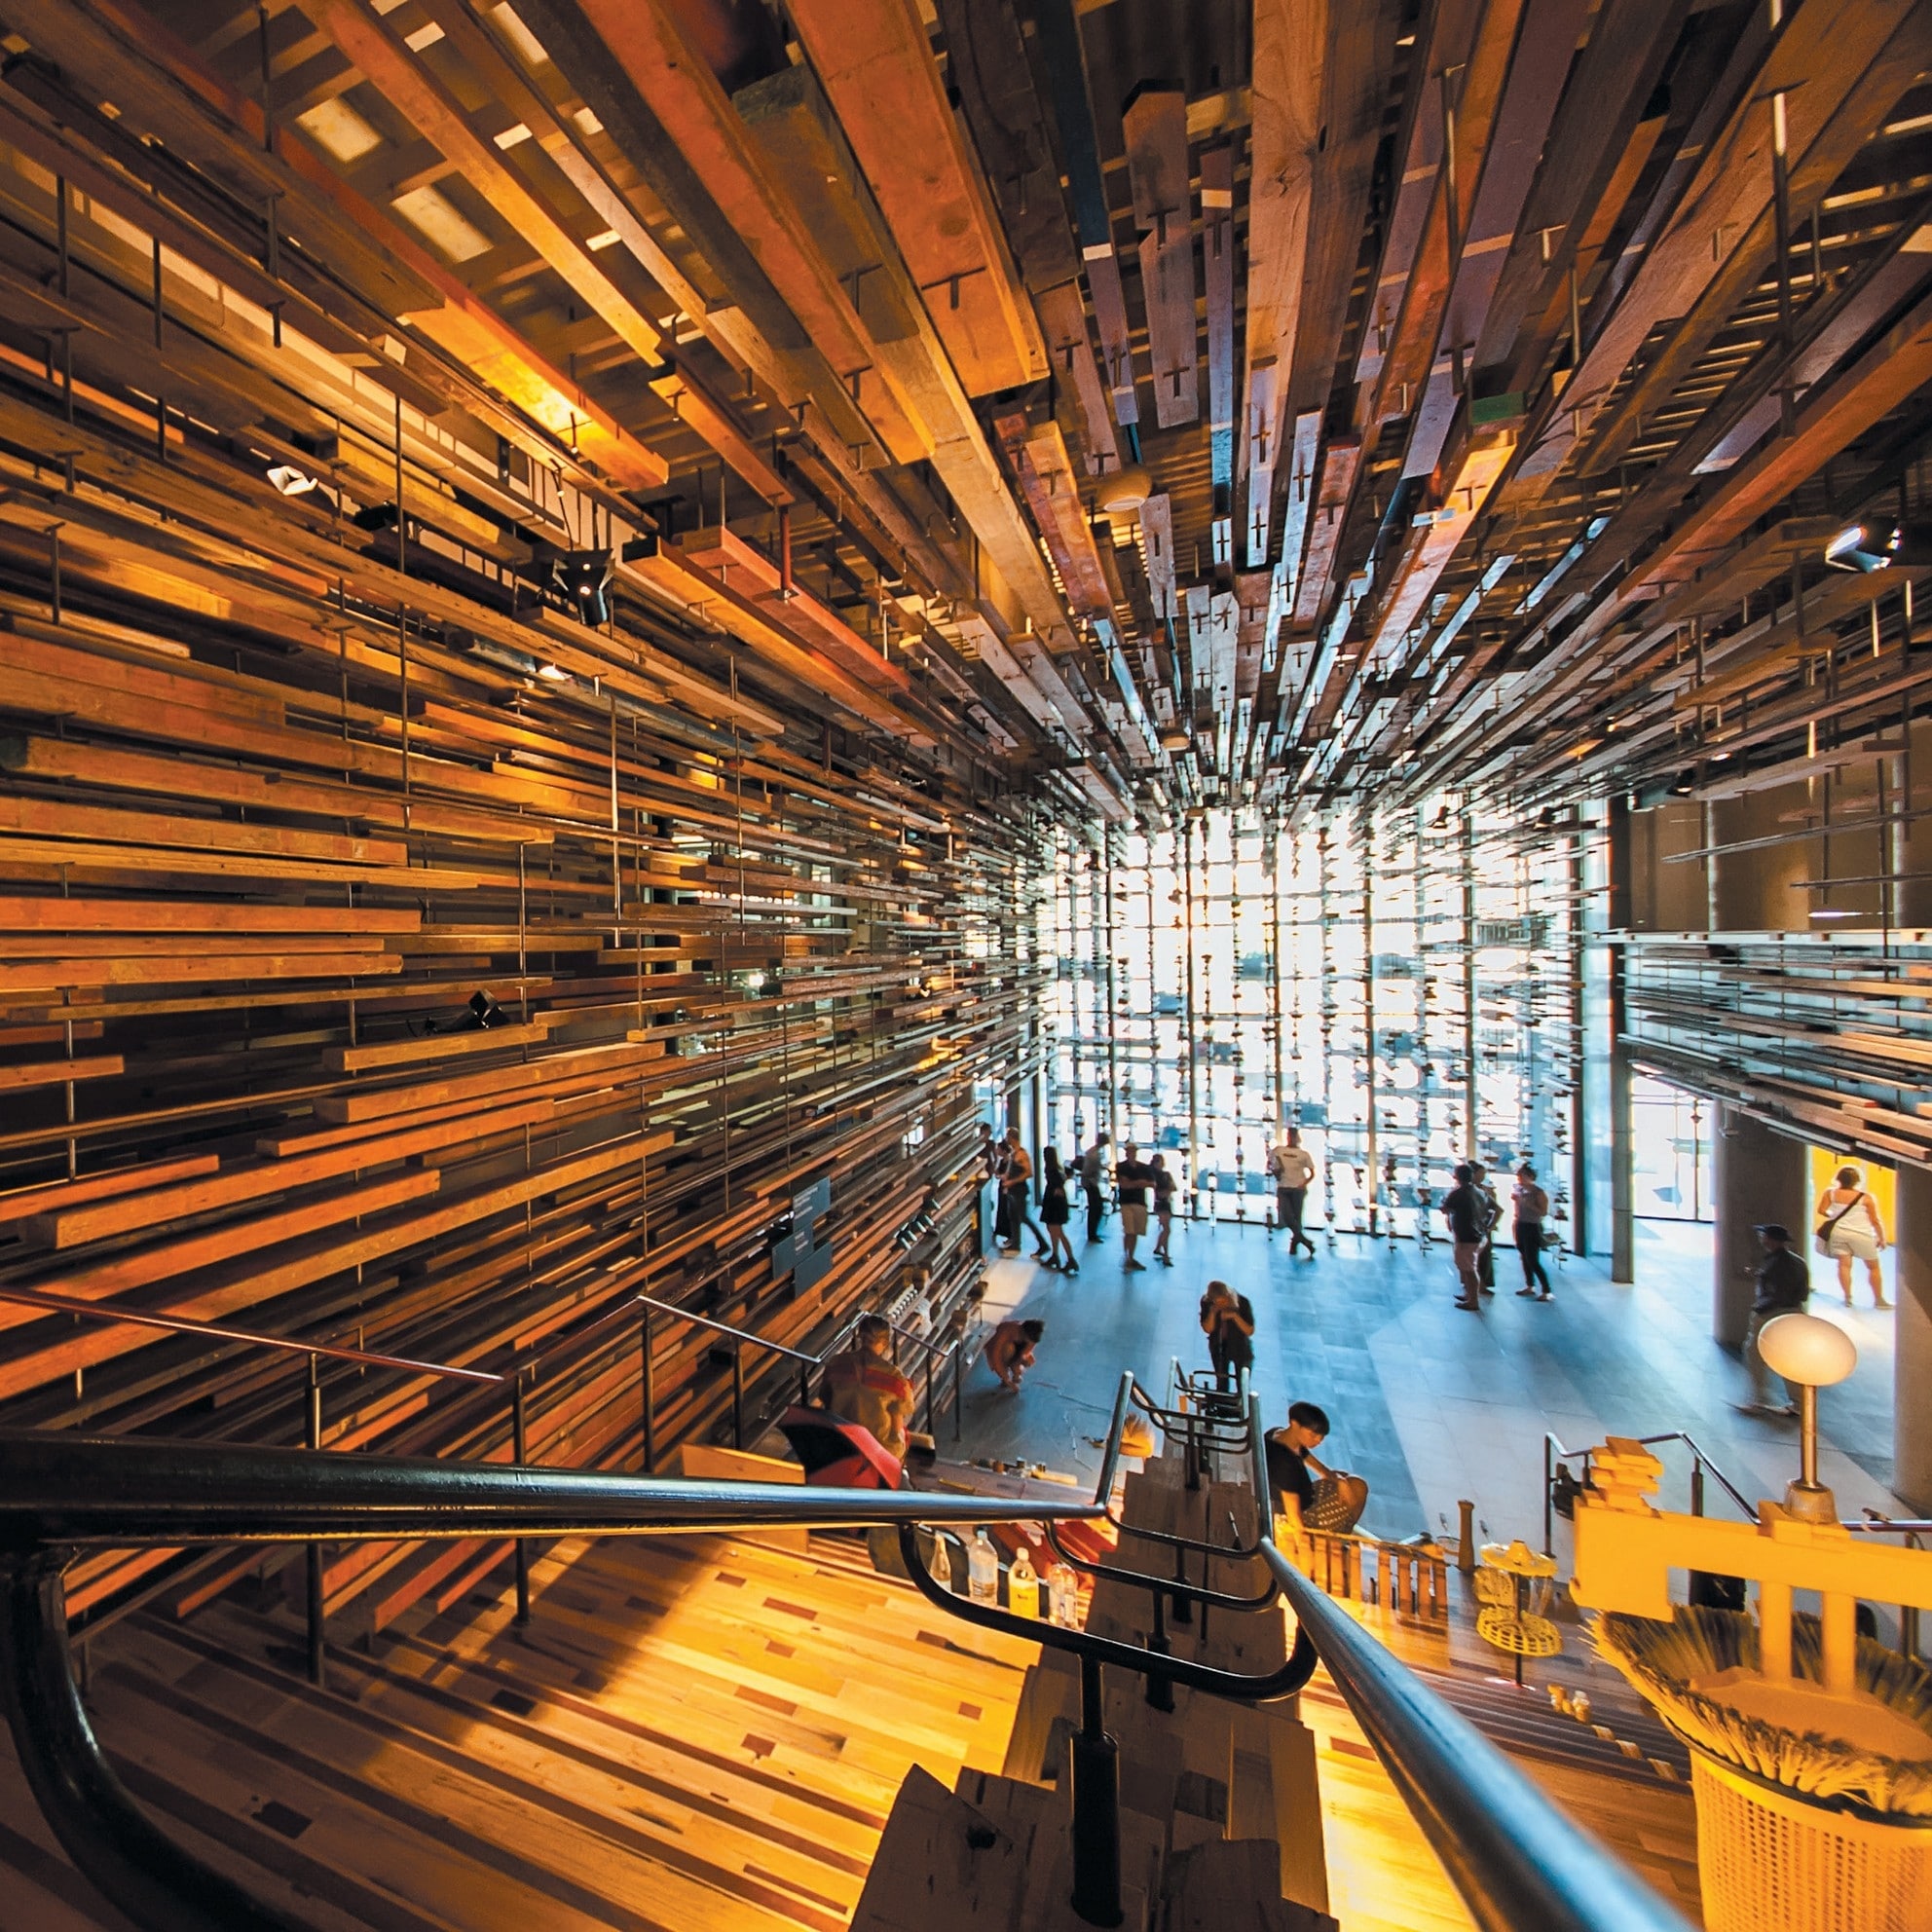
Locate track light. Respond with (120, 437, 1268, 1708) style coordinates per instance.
(1824, 519, 1932, 574)
(467, 990, 507, 1029)
(267, 464, 318, 497)
(555, 548, 613, 626)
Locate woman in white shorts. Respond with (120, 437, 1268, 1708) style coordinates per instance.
(1815, 1165, 1889, 1309)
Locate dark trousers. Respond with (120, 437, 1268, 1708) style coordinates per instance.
(1005, 1186, 1047, 1252)
(1085, 1185, 1105, 1243)
(1279, 1186, 1311, 1247)
(1209, 1338, 1252, 1393)
(1515, 1221, 1550, 1294)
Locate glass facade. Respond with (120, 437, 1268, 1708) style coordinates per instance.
(1040, 803, 1593, 1247)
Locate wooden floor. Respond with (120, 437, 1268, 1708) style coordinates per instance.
(7, 1530, 1038, 1931)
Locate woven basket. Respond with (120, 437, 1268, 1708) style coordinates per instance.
(1691, 1749, 1932, 1932)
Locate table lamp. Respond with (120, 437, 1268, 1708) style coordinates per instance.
(1755, 1312, 1859, 1523)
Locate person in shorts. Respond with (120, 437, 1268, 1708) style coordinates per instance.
(1114, 1142, 1154, 1271)
(1150, 1153, 1176, 1265)
(1816, 1165, 1889, 1309)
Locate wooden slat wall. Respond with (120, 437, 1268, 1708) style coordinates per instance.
(0, 257, 1049, 1646)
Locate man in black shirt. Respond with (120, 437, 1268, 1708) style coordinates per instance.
(1114, 1141, 1154, 1271)
(1264, 1400, 1331, 1532)
(1440, 1163, 1485, 1311)
(1735, 1223, 1810, 1418)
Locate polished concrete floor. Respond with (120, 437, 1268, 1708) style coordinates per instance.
(961, 1210, 1906, 1557)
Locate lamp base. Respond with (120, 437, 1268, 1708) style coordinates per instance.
(1782, 1478, 1839, 1525)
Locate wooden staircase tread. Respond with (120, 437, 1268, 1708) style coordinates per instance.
(93, 1650, 836, 1932)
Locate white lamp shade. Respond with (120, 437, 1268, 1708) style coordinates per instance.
(1096, 464, 1153, 514)
(1757, 1312, 1859, 1389)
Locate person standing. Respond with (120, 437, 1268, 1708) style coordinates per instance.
(1469, 1160, 1500, 1294)
(1001, 1127, 1052, 1262)
(976, 1123, 1000, 1253)
(1114, 1141, 1154, 1271)
(1268, 1128, 1319, 1257)
(1199, 1280, 1256, 1390)
(1734, 1224, 1810, 1417)
(1150, 1153, 1176, 1265)
(1080, 1132, 1112, 1245)
(1511, 1164, 1553, 1300)
(1816, 1165, 1889, 1308)
(1441, 1164, 1485, 1310)
(1040, 1147, 1078, 1274)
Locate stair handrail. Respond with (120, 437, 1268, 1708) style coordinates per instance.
(0, 1429, 1103, 1932)
(1250, 1399, 1694, 1932)
(894, 1367, 1317, 1925)
(1039, 1371, 1277, 1611)
(0, 1282, 506, 1387)
(1543, 1427, 1759, 1554)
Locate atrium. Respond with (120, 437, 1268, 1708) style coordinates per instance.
(0, 2, 1928, 1929)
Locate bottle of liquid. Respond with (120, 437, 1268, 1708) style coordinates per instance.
(968, 1528, 999, 1606)
(1047, 1561, 1078, 1627)
(925, 1529, 952, 1591)
(1007, 1546, 1040, 1619)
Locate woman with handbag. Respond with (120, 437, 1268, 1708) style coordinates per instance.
(1815, 1165, 1889, 1308)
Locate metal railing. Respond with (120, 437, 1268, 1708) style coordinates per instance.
(634, 1291, 972, 1461)
(1542, 1428, 1759, 1555)
(0, 1429, 1100, 1932)
(1249, 1402, 1694, 1932)
(0, 1279, 974, 1684)
(896, 1368, 1695, 1931)
(894, 1370, 1316, 1926)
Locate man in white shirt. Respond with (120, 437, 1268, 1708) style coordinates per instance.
(1269, 1128, 1318, 1258)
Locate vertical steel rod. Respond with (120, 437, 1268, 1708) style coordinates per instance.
(1068, 1656, 1123, 1926)
(512, 1374, 531, 1626)
(305, 1357, 324, 1689)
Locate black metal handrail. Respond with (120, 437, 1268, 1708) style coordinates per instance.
(0, 1430, 1100, 1932)
(1250, 1402, 1693, 1932)
(1543, 1427, 1759, 1554)
(891, 1366, 1316, 1925)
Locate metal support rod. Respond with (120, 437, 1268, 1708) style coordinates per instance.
(1068, 1655, 1123, 1927)
(1171, 1542, 1194, 1626)
(641, 1310, 655, 1472)
(305, 1358, 324, 1690)
(512, 1374, 531, 1626)
(1690, 1461, 1706, 1519)
(732, 1341, 745, 1451)
(1145, 1592, 1174, 1712)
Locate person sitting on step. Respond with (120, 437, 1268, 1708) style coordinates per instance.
(821, 1315, 914, 1461)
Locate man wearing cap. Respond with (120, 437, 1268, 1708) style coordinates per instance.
(1735, 1224, 1809, 1418)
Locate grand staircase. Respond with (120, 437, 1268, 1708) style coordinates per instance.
(0, 1528, 1036, 1931)
(0, 1409, 1704, 1930)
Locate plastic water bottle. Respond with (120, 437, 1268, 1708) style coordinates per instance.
(1007, 1546, 1039, 1619)
(925, 1530, 952, 1591)
(968, 1529, 999, 1606)
(1047, 1561, 1078, 1627)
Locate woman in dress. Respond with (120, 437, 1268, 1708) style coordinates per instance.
(1816, 1164, 1889, 1308)
(1039, 1147, 1077, 1274)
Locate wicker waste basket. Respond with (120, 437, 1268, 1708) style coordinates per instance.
(1597, 1607, 1932, 1932)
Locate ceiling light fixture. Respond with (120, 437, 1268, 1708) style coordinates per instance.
(267, 464, 318, 496)
(1823, 519, 1932, 574)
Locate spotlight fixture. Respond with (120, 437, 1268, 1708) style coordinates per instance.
(467, 989, 508, 1029)
(1667, 769, 1697, 797)
(1823, 519, 1932, 574)
(555, 548, 613, 626)
(266, 464, 318, 497)
(1096, 463, 1153, 515)
(535, 662, 571, 684)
